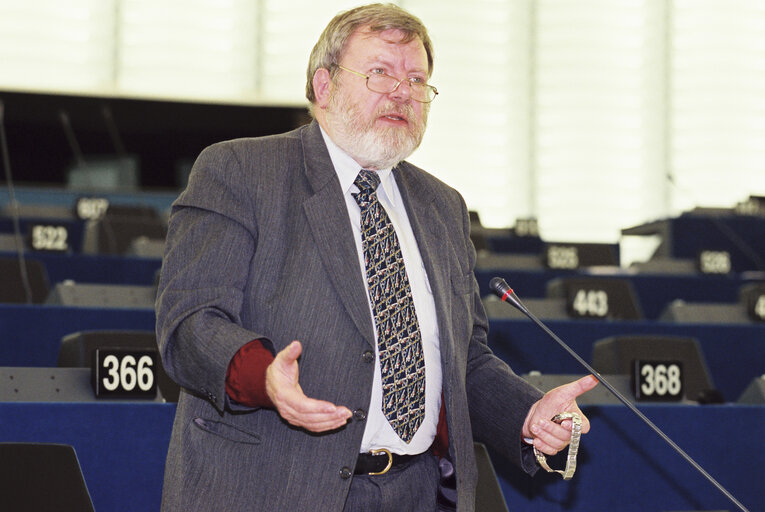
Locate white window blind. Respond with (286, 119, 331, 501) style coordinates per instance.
(117, 0, 259, 102)
(533, 0, 668, 243)
(669, 0, 765, 213)
(0, 0, 116, 93)
(405, 0, 533, 229)
(259, 0, 364, 103)
(2, 1, 765, 244)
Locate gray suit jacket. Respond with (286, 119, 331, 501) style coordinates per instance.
(155, 121, 542, 511)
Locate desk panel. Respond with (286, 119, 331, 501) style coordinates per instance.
(0, 305, 155, 366)
(0, 251, 162, 286)
(0, 401, 759, 512)
(0, 401, 175, 512)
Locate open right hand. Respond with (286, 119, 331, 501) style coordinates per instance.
(265, 340, 352, 432)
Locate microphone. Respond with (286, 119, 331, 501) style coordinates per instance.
(101, 103, 128, 158)
(0, 100, 34, 303)
(59, 110, 86, 168)
(489, 277, 750, 512)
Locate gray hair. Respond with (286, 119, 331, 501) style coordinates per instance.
(305, 3, 434, 114)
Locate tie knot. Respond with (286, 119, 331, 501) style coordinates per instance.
(354, 170, 381, 194)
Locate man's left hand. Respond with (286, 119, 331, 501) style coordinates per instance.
(522, 375, 598, 455)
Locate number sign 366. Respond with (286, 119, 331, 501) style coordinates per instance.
(93, 348, 157, 398)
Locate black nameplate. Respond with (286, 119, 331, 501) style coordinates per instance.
(514, 218, 539, 238)
(545, 245, 579, 269)
(697, 250, 731, 275)
(735, 195, 765, 215)
(632, 360, 683, 401)
(75, 197, 110, 220)
(568, 288, 609, 319)
(549, 277, 642, 320)
(92, 348, 158, 399)
(544, 243, 619, 269)
(27, 224, 69, 252)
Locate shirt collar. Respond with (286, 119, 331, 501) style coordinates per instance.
(319, 125, 397, 207)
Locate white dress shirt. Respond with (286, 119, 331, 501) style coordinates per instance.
(319, 127, 442, 455)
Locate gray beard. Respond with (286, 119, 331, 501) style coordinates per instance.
(326, 90, 428, 170)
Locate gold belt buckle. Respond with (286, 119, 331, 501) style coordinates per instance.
(368, 448, 393, 476)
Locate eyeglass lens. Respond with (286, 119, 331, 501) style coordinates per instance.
(367, 74, 435, 102)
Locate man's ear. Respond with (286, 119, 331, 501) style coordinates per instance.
(312, 68, 332, 109)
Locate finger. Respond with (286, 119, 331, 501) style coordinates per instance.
(530, 419, 571, 455)
(275, 340, 302, 365)
(285, 392, 348, 416)
(296, 408, 353, 432)
(269, 341, 303, 388)
(270, 378, 332, 413)
(568, 405, 591, 434)
(280, 399, 352, 431)
(553, 375, 599, 403)
(275, 384, 351, 419)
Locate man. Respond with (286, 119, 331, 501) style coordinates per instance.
(155, 3, 597, 511)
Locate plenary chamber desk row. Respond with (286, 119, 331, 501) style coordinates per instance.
(475, 267, 765, 321)
(6, 251, 762, 316)
(3, 302, 763, 402)
(0, 399, 761, 511)
(1, 307, 762, 509)
(487, 317, 765, 403)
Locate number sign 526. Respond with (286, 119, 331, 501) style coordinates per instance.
(632, 360, 683, 401)
(93, 348, 157, 398)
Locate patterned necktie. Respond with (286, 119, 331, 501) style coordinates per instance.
(353, 169, 426, 443)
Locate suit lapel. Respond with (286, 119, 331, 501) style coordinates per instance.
(300, 122, 376, 347)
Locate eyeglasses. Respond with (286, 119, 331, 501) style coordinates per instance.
(336, 65, 439, 103)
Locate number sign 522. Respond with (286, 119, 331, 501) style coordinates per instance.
(632, 360, 683, 401)
(29, 224, 69, 252)
(93, 348, 157, 398)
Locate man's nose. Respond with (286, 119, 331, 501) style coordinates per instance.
(388, 79, 412, 102)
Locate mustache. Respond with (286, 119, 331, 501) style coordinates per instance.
(375, 102, 416, 121)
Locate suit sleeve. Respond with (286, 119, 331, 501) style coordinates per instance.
(155, 142, 270, 413)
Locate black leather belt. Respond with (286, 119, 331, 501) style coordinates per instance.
(354, 448, 423, 476)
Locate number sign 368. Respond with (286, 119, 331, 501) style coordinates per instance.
(633, 360, 683, 401)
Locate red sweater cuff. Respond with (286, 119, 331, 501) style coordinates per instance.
(432, 392, 449, 458)
(225, 339, 275, 408)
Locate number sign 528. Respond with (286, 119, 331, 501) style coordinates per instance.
(93, 348, 157, 398)
(632, 360, 683, 401)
